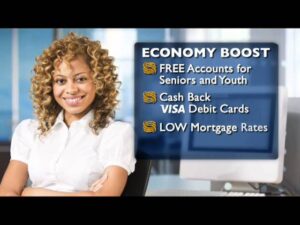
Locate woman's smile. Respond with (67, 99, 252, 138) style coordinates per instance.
(63, 95, 86, 107)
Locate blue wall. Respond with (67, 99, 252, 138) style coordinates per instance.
(0, 29, 12, 142)
(0, 29, 53, 142)
(19, 29, 53, 121)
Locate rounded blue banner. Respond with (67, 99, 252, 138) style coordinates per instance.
(135, 43, 278, 159)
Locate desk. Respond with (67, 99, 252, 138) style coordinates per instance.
(146, 174, 211, 196)
(147, 189, 224, 196)
(145, 175, 266, 196)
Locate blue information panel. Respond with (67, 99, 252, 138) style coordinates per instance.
(134, 43, 278, 159)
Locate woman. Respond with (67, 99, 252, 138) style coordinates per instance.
(0, 32, 136, 196)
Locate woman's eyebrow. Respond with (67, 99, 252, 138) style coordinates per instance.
(74, 72, 89, 77)
(53, 74, 66, 78)
(54, 72, 89, 77)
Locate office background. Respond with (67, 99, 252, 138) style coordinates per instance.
(0, 28, 300, 194)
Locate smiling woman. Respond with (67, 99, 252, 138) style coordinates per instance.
(0, 32, 136, 196)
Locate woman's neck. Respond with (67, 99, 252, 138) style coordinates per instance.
(63, 109, 91, 127)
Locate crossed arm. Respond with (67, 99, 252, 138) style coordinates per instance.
(0, 160, 128, 196)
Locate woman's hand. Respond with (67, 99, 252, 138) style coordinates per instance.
(89, 173, 108, 192)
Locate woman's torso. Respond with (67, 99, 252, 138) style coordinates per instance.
(28, 120, 105, 192)
(16, 110, 135, 192)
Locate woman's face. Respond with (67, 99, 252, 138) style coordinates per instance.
(53, 56, 96, 124)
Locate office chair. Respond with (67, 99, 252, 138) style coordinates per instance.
(122, 159, 152, 196)
(0, 146, 10, 181)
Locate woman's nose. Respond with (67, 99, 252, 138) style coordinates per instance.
(66, 81, 79, 95)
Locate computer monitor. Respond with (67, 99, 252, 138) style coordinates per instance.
(180, 86, 287, 184)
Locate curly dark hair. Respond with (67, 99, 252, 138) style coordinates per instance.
(31, 32, 120, 135)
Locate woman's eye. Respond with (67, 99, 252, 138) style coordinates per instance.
(76, 77, 87, 83)
(55, 79, 66, 85)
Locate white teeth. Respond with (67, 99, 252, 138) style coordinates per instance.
(64, 97, 82, 105)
